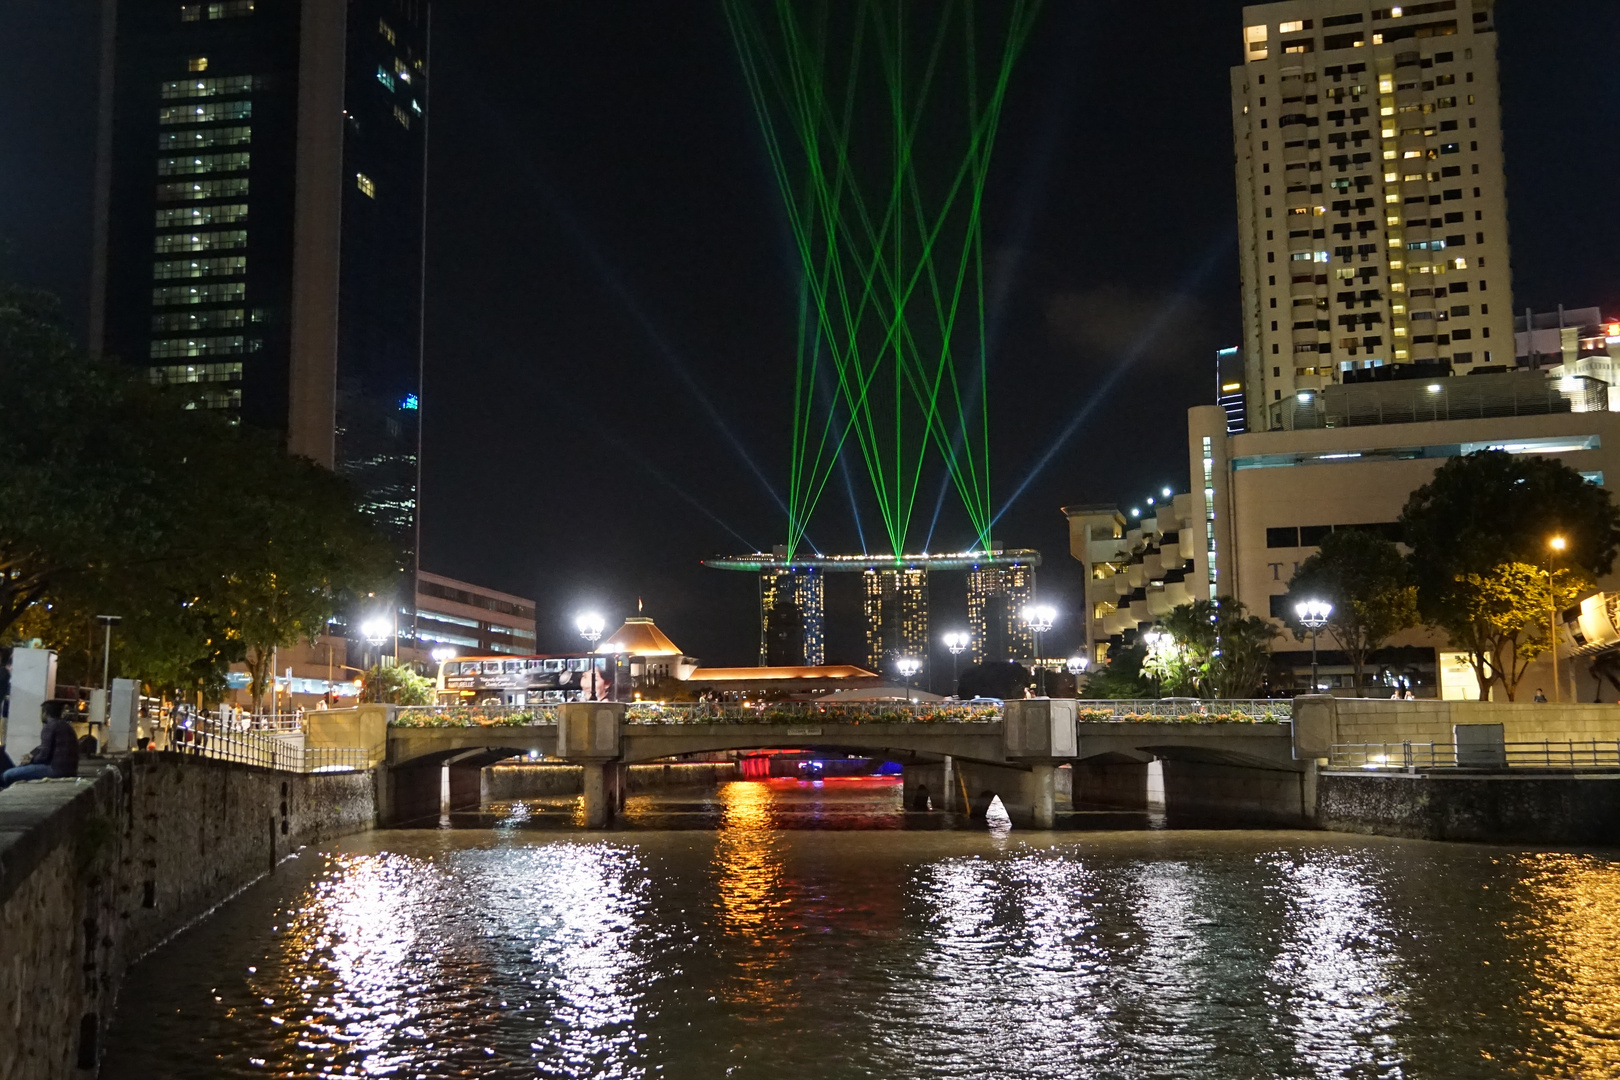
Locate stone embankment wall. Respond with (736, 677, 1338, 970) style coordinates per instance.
(483, 761, 738, 800)
(0, 752, 375, 1080)
(1318, 772, 1620, 843)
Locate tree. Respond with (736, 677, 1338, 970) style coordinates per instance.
(957, 661, 1033, 700)
(1155, 598, 1279, 698)
(1403, 451, 1620, 698)
(1080, 642, 1155, 698)
(1, 281, 395, 703)
(1452, 562, 1588, 701)
(1285, 529, 1418, 692)
(215, 434, 397, 712)
(360, 662, 435, 705)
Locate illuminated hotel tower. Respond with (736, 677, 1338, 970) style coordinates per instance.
(759, 567, 825, 667)
(1233, 0, 1512, 429)
(863, 568, 928, 675)
(966, 562, 1035, 664)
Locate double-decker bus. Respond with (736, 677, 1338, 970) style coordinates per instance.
(436, 653, 627, 706)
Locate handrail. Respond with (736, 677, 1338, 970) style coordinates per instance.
(159, 726, 370, 773)
(1330, 740, 1620, 771)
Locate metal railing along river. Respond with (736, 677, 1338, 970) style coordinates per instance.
(1330, 740, 1620, 771)
(162, 726, 371, 773)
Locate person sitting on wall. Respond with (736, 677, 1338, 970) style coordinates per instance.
(1, 700, 81, 788)
(1533, 688, 1548, 703)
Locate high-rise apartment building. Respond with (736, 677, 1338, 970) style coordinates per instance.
(965, 563, 1035, 665)
(758, 567, 826, 667)
(1232, 0, 1511, 430)
(863, 568, 928, 675)
(90, 0, 430, 548)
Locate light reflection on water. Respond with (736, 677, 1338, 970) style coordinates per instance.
(102, 781, 1620, 1080)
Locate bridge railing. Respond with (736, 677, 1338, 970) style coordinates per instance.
(624, 701, 1004, 725)
(159, 727, 371, 773)
(1076, 699, 1292, 723)
(1331, 740, 1620, 771)
(381, 699, 1294, 727)
(392, 704, 559, 728)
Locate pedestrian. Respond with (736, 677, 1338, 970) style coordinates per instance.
(1403, 689, 1415, 701)
(1, 701, 81, 788)
(1533, 688, 1548, 703)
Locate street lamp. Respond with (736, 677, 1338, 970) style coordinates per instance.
(1548, 535, 1567, 703)
(576, 611, 605, 648)
(360, 616, 392, 677)
(896, 657, 922, 699)
(1021, 604, 1056, 696)
(942, 631, 969, 695)
(1295, 599, 1333, 693)
(96, 615, 122, 691)
(576, 612, 607, 700)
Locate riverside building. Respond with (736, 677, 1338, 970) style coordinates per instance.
(1065, 2, 1620, 700)
(1233, 0, 1511, 423)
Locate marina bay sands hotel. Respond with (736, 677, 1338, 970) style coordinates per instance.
(704, 547, 1040, 674)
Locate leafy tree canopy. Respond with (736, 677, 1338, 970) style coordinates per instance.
(1285, 528, 1418, 691)
(0, 282, 397, 701)
(957, 661, 1033, 700)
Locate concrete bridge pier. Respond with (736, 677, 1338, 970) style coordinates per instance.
(379, 762, 442, 826)
(901, 756, 956, 812)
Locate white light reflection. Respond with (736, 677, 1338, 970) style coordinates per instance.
(870, 852, 1108, 1075)
(483, 843, 653, 1075)
(1268, 854, 1407, 1075)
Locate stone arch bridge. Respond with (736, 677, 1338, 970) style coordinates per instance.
(375, 700, 1305, 828)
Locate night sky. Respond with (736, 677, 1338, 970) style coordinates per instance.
(3, 1, 1617, 673)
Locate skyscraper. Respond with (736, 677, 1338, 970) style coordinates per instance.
(966, 563, 1035, 665)
(89, 0, 430, 550)
(1232, 0, 1511, 430)
(759, 567, 825, 667)
(863, 568, 928, 676)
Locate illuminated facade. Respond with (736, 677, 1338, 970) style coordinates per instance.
(965, 562, 1036, 665)
(1234, 0, 1512, 428)
(706, 549, 1041, 673)
(759, 568, 825, 667)
(863, 568, 928, 675)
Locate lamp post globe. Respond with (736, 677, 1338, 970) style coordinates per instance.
(576, 612, 605, 647)
(1295, 599, 1333, 693)
(1020, 604, 1057, 695)
(896, 657, 922, 700)
(941, 632, 968, 697)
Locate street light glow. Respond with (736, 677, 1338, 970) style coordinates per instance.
(1295, 599, 1333, 629)
(896, 657, 922, 678)
(942, 631, 969, 654)
(576, 611, 606, 644)
(1550, 535, 1567, 552)
(1021, 604, 1056, 632)
(360, 617, 392, 646)
(1067, 655, 1089, 675)
(430, 647, 457, 663)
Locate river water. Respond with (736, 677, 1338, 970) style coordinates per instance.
(104, 778, 1620, 1079)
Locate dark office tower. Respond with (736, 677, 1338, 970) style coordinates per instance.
(90, 0, 430, 553)
(759, 568, 825, 667)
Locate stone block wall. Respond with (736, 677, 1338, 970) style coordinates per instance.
(1331, 699, 1620, 748)
(0, 754, 375, 1080)
(1319, 772, 1620, 843)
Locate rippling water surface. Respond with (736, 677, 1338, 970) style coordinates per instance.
(104, 779, 1620, 1079)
